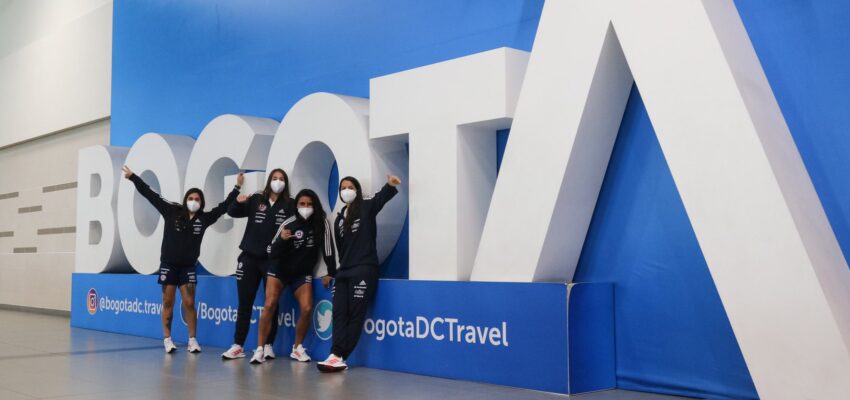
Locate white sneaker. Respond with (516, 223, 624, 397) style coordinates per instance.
(187, 337, 202, 353)
(263, 344, 276, 360)
(250, 347, 265, 364)
(221, 344, 246, 359)
(163, 337, 177, 354)
(317, 353, 347, 372)
(290, 344, 311, 362)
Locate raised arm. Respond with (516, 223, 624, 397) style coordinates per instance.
(204, 172, 244, 224)
(205, 187, 241, 223)
(227, 193, 252, 218)
(370, 174, 401, 215)
(123, 166, 177, 216)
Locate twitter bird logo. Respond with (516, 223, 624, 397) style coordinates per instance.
(313, 300, 333, 340)
(317, 309, 332, 331)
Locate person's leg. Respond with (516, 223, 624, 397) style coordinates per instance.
(161, 284, 177, 338)
(258, 276, 283, 348)
(293, 278, 314, 347)
(179, 283, 197, 338)
(264, 275, 280, 345)
(336, 269, 378, 359)
(234, 255, 262, 346)
(329, 276, 350, 357)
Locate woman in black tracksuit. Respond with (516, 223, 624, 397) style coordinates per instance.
(317, 174, 401, 372)
(251, 189, 336, 364)
(221, 168, 295, 360)
(121, 165, 242, 354)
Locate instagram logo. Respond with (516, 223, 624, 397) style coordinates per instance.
(87, 288, 98, 315)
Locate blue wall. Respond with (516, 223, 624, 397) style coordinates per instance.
(111, 1, 850, 398)
(111, 0, 542, 146)
(573, 88, 756, 399)
(736, 1, 850, 270)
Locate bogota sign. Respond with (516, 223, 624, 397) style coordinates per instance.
(76, 1, 850, 398)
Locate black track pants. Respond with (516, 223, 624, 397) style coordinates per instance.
(234, 252, 278, 346)
(330, 265, 379, 359)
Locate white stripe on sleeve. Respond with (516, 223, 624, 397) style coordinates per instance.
(323, 218, 333, 256)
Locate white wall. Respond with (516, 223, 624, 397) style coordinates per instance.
(0, 0, 112, 310)
(0, 120, 110, 311)
(0, 0, 112, 149)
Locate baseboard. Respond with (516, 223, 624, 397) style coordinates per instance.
(0, 303, 70, 317)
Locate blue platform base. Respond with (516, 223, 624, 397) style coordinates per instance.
(71, 273, 614, 394)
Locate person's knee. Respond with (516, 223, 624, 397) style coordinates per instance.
(182, 296, 195, 311)
(263, 298, 278, 312)
(300, 302, 312, 316)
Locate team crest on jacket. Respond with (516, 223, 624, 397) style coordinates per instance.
(258, 204, 267, 212)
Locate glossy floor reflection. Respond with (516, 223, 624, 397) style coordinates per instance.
(0, 309, 694, 399)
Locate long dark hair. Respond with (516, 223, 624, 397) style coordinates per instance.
(180, 188, 205, 221)
(262, 168, 291, 202)
(339, 176, 363, 233)
(294, 189, 327, 235)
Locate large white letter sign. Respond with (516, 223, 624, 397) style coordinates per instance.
(75, 145, 130, 273)
(184, 115, 278, 276)
(117, 133, 195, 275)
(267, 93, 408, 276)
(472, 0, 850, 398)
(371, 48, 528, 280)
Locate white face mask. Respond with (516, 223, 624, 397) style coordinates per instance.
(186, 200, 201, 213)
(340, 188, 357, 204)
(270, 179, 286, 194)
(298, 207, 314, 220)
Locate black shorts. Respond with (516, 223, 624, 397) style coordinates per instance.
(158, 263, 196, 286)
(235, 252, 271, 281)
(268, 267, 312, 291)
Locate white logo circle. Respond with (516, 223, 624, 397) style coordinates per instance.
(313, 300, 333, 341)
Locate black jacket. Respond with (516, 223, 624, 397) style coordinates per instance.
(129, 174, 239, 267)
(227, 192, 294, 258)
(268, 215, 336, 278)
(332, 184, 398, 276)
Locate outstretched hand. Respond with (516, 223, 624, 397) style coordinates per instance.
(387, 174, 401, 187)
(236, 172, 245, 187)
(122, 165, 133, 179)
(281, 229, 293, 240)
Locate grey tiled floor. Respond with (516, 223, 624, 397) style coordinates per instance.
(0, 309, 694, 399)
